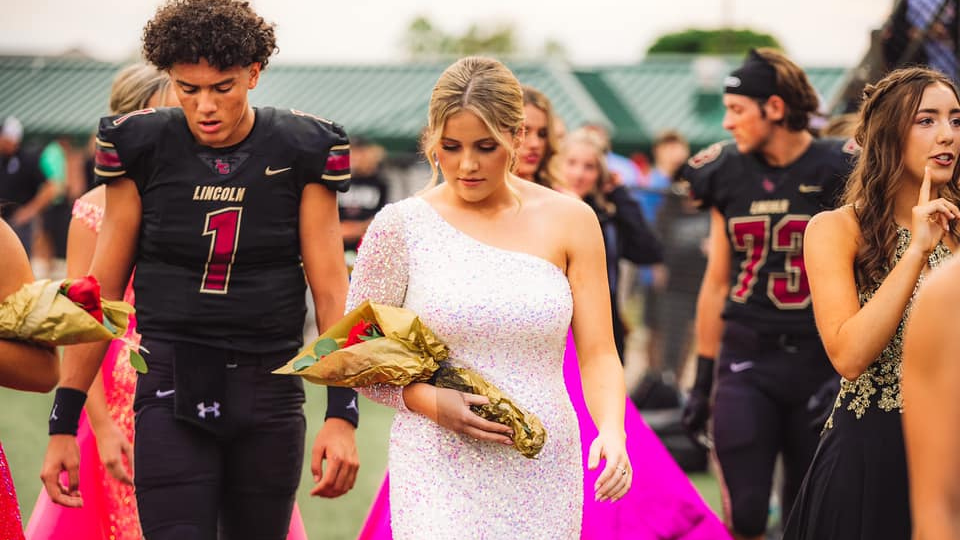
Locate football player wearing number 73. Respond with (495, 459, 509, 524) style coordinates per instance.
(39, 1, 360, 538)
(678, 48, 857, 540)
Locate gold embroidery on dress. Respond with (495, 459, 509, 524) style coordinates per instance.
(824, 226, 951, 430)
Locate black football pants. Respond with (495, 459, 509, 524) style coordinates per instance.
(132, 338, 306, 540)
(711, 321, 838, 537)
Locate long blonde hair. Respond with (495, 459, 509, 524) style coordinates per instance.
(109, 63, 170, 115)
(421, 57, 524, 188)
(562, 128, 613, 212)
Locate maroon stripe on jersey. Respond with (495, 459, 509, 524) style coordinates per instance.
(325, 153, 350, 172)
(95, 148, 122, 168)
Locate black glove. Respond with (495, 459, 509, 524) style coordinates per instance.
(681, 355, 715, 447)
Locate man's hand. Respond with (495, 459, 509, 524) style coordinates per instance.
(40, 434, 83, 507)
(310, 417, 359, 498)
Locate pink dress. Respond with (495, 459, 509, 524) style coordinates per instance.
(26, 199, 309, 540)
(1, 441, 25, 540)
(357, 330, 731, 540)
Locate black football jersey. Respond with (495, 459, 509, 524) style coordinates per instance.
(94, 107, 350, 352)
(682, 138, 858, 334)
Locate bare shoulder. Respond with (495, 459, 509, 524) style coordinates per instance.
(807, 205, 861, 249)
(808, 204, 858, 231)
(0, 220, 32, 297)
(905, 257, 960, 363)
(918, 256, 960, 306)
(516, 179, 596, 226)
(0, 221, 28, 262)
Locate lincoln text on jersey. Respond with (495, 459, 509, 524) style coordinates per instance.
(193, 186, 246, 202)
(749, 199, 789, 215)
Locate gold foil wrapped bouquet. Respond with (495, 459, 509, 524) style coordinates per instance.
(274, 300, 547, 458)
(0, 276, 134, 347)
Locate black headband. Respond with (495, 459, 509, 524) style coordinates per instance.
(724, 49, 778, 99)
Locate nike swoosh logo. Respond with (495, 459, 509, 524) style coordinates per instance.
(264, 166, 292, 176)
(729, 361, 754, 373)
(798, 184, 823, 193)
(155, 389, 175, 398)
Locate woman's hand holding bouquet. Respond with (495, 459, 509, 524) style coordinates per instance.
(402, 383, 516, 446)
(274, 301, 547, 458)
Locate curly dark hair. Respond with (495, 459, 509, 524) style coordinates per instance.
(142, 0, 277, 71)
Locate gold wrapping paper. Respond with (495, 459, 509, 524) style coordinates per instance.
(273, 301, 449, 386)
(274, 300, 548, 458)
(431, 364, 547, 459)
(0, 279, 134, 346)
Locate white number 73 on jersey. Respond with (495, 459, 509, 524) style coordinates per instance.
(729, 214, 810, 309)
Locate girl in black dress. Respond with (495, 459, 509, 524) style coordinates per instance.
(783, 67, 960, 540)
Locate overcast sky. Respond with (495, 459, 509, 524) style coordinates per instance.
(1, 1, 892, 66)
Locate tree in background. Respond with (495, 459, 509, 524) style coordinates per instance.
(647, 28, 782, 55)
(541, 38, 569, 59)
(404, 16, 569, 60)
(404, 16, 517, 59)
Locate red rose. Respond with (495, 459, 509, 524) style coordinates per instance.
(343, 320, 380, 347)
(60, 276, 104, 323)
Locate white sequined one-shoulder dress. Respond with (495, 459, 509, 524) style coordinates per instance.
(349, 197, 582, 539)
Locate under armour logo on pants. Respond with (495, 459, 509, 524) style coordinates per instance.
(197, 401, 221, 419)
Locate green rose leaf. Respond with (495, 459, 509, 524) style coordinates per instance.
(294, 355, 319, 372)
(313, 338, 339, 357)
(130, 350, 148, 374)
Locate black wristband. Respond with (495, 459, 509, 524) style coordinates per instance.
(325, 387, 359, 428)
(692, 355, 715, 394)
(48, 387, 87, 436)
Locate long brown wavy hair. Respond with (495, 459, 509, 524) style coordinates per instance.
(844, 67, 960, 288)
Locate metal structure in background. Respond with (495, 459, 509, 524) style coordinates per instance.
(0, 56, 849, 154)
(831, 0, 959, 113)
